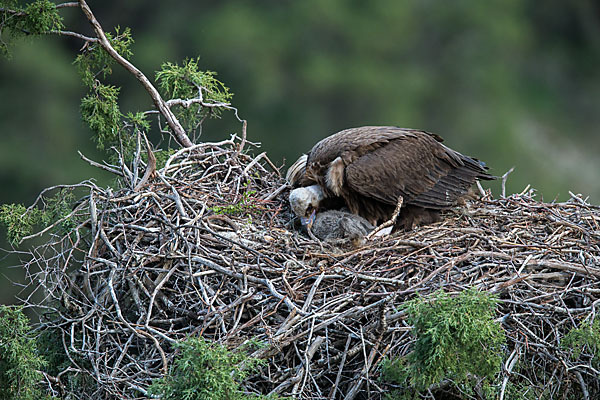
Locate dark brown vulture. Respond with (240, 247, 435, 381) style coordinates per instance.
(287, 126, 494, 230)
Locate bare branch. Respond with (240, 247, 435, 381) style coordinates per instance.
(0, 8, 26, 16)
(501, 166, 515, 198)
(56, 2, 80, 8)
(133, 134, 157, 191)
(366, 195, 403, 239)
(50, 29, 98, 42)
(78, 150, 123, 176)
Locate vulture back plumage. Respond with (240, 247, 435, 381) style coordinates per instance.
(289, 126, 494, 229)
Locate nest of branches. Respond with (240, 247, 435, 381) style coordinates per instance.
(21, 137, 600, 399)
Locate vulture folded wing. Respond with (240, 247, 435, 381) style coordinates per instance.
(410, 151, 493, 208)
(345, 134, 490, 209)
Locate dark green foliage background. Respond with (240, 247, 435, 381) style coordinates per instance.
(1, 0, 599, 305)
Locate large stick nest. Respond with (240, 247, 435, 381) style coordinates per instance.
(23, 138, 600, 399)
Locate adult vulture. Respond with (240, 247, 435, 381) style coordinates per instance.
(287, 126, 494, 230)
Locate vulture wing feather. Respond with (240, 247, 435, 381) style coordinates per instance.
(345, 130, 492, 209)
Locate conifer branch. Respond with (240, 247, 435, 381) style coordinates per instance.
(77, 0, 193, 148)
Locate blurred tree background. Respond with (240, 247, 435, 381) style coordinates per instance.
(1, 0, 599, 305)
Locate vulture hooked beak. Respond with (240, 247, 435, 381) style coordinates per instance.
(301, 209, 317, 229)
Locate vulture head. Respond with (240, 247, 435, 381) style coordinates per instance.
(289, 184, 325, 227)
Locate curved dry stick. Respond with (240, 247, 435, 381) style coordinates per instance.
(501, 166, 515, 198)
(366, 195, 403, 240)
(134, 134, 157, 191)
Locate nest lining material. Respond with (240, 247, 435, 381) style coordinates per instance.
(23, 137, 600, 399)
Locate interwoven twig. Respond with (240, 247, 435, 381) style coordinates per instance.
(20, 138, 600, 399)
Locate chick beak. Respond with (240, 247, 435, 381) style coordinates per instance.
(301, 209, 317, 229)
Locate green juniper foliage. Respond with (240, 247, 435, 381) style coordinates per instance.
(148, 337, 283, 400)
(75, 27, 134, 153)
(0, 0, 63, 55)
(125, 111, 151, 135)
(383, 288, 505, 394)
(0, 189, 76, 245)
(381, 357, 544, 400)
(380, 357, 420, 400)
(0, 305, 50, 400)
(405, 288, 505, 388)
(42, 188, 76, 235)
(0, 203, 42, 245)
(1, 3, 236, 242)
(75, 26, 134, 87)
(562, 318, 600, 367)
(211, 186, 257, 216)
(80, 82, 125, 151)
(13, 0, 62, 34)
(156, 57, 233, 134)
